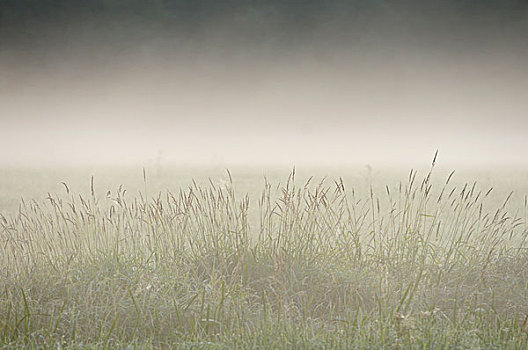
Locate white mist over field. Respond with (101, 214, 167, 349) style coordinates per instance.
(2, 52, 527, 167)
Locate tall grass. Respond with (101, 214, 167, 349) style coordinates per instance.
(1, 162, 528, 348)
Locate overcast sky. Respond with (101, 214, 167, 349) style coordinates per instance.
(1, 0, 527, 167)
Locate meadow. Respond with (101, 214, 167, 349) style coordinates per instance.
(1, 161, 528, 349)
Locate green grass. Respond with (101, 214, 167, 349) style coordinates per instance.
(1, 162, 528, 349)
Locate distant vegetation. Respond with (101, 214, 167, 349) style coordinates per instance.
(1, 161, 528, 348)
(1, 0, 525, 50)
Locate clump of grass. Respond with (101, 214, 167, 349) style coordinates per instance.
(1, 161, 528, 348)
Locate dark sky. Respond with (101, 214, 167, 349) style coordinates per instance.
(1, 0, 527, 166)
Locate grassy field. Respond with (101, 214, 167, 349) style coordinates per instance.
(1, 162, 528, 348)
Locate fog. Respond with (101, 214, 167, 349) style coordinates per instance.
(1, 0, 527, 167)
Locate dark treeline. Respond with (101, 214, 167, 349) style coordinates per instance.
(0, 0, 339, 45)
(1, 0, 526, 51)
